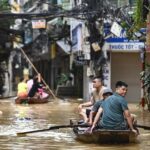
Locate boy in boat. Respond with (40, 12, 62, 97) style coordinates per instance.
(88, 88, 113, 125)
(78, 77, 107, 123)
(91, 81, 138, 134)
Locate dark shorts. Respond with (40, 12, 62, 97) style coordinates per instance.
(119, 120, 129, 130)
(86, 109, 91, 117)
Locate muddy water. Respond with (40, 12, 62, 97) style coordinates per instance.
(0, 98, 150, 150)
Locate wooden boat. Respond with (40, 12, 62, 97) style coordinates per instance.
(73, 127, 138, 144)
(71, 120, 138, 144)
(15, 96, 49, 104)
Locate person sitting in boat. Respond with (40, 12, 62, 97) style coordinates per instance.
(17, 77, 28, 98)
(28, 74, 43, 98)
(28, 74, 49, 99)
(27, 75, 34, 94)
(37, 86, 49, 99)
(90, 81, 138, 134)
(78, 77, 107, 123)
(88, 88, 113, 126)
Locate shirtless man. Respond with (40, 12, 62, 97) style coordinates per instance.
(78, 77, 106, 123)
(88, 88, 113, 125)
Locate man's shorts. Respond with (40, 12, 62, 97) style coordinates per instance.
(86, 109, 91, 117)
(98, 120, 129, 130)
(117, 120, 129, 130)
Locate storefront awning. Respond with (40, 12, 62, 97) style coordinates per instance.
(56, 40, 71, 54)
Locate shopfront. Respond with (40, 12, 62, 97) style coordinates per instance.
(104, 41, 150, 102)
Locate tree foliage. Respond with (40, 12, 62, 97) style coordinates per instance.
(133, 0, 149, 31)
(0, 0, 12, 28)
(0, 1, 12, 56)
(0, 0, 10, 12)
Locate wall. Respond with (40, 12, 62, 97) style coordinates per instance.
(111, 52, 142, 102)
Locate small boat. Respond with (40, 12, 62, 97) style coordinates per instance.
(15, 96, 49, 104)
(71, 120, 138, 144)
(73, 127, 138, 143)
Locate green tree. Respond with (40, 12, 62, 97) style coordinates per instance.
(0, 0, 10, 12)
(0, 0, 12, 60)
(0, 0, 11, 26)
(134, 0, 144, 29)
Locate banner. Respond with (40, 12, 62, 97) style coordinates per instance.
(71, 24, 82, 52)
(32, 19, 46, 29)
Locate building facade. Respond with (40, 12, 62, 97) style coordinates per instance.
(6, 0, 150, 102)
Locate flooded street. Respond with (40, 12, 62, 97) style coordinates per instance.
(0, 98, 150, 150)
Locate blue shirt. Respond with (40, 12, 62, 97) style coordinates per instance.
(99, 93, 128, 129)
(92, 100, 103, 112)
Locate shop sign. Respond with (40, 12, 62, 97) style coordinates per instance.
(74, 59, 88, 66)
(110, 22, 123, 37)
(32, 19, 46, 29)
(104, 42, 144, 51)
(103, 61, 111, 88)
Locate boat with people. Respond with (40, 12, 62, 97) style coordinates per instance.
(71, 120, 138, 144)
(15, 96, 49, 104)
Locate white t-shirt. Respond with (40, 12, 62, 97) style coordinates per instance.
(27, 79, 33, 93)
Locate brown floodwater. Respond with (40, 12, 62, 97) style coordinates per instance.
(0, 98, 150, 150)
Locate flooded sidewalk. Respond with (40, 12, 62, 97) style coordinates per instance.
(0, 98, 150, 150)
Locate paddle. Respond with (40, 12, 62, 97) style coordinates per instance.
(17, 124, 90, 136)
(135, 124, 150, 130)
